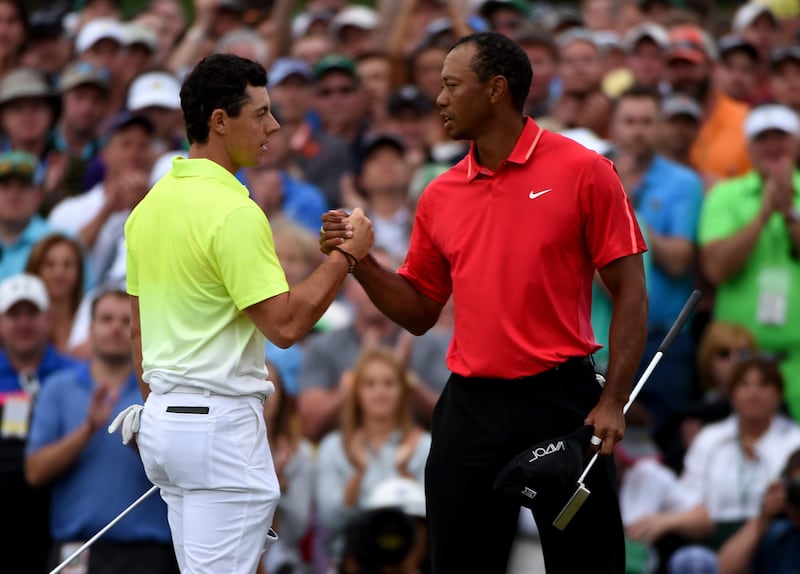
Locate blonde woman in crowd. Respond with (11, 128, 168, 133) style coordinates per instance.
(315, 346, 431, 571)
(24, 233, 85, 356)
(656, 321, 758, 473)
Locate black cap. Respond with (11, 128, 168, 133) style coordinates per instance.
(494, 425, 594, 519)
(104, 111, 154, 139)
(28, 7, 65, 40)
(387, 85, 432, 117)
(771, 45, 800, 70)
(718, 34, 758, 62)
(361, 133, 406, 164)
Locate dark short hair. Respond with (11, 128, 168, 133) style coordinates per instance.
(180, 53, 268, 145)
(90, 285, 128, 320)
(729, 355, 785, 395)
(450, 32, 532, 113)
(615, 84, 662, 112)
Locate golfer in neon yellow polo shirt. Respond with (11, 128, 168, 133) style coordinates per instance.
(123, 54, 373, 574)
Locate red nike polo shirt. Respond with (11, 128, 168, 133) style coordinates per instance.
(398, 117, 646, 379)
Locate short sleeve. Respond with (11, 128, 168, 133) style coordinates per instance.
(211, 206, 289, 310)
(125, 237, 138, 296)
(582, 156, 647, 269)
(698, 182, 740, 246)
(668, 172, 704, 241)
(25, 376, 64, 455)
(397, 193, 452, 305)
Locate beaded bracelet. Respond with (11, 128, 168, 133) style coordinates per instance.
(331, 246, 357, 273)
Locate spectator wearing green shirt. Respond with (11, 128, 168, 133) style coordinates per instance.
(699, 104, 800, 419)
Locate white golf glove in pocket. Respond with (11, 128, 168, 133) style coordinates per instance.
(108, 404, 143, 445)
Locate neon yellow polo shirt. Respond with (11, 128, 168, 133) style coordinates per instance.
(125, 157, 289, 396)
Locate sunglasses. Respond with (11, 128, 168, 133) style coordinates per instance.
(714, 347, 736, 359)
(317, 85, 355, 98)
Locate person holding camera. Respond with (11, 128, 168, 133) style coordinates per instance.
(718, 447, 800, 574)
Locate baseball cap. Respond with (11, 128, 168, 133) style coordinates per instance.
(479, 0, 532, 20)
(388, 85, 432, 117)
(770, 45, 800, 70)
(59, 61, 111, 93)
(362, 133, 406, 163)
(661, 93, 703, 121)
(732, 2, 778, 33)
(665, 25, 716, 63)
(744, 104, 800, 139)
(0, 151, 38, 185)
(623, 22, 669, 52)
(313, 53, 357, 80)
(291, 8, 334, 39)
(216, 0, 244, 13)
(718, 34, 759, 62)
(123, 21, 158, 53)
(331, 5, 378, 36)
(666, 545, 719, 574)
(542, 6, 584, 33)
(365, 478, 426, 518)
(494, 425, 594, 518)
(268, 57, 313, 88)
(105, 111, 155, 139)
(559, 128, 612, 156)
(0, 273, 49, 314)
(28, 8, 65, 41)
(127, 71, 181, 111)
(74, 18, 126, 54)
(0, 68, 56, 107)
(556, 27, 599, 50)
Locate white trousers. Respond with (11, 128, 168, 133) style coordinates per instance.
(138, 391, 280, 574)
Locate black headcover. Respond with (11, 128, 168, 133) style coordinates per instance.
(494, 425, 594, 516)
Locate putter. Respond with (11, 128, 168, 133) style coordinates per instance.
(552, 289, 702, 531)
(49, 485, 159, 574)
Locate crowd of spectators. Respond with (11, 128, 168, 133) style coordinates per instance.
(1, 0, 800, 572)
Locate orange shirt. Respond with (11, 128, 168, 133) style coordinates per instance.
(690, 91, 751, 181)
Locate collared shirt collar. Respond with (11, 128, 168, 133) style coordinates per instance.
(171, 157, 250, 198)
(465, 117, 542, 182)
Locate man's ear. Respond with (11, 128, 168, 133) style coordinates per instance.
(487, 75, 508, 104)
(210, 109, 227, 135)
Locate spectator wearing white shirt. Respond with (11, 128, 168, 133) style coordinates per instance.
(672, 356, 800, 564)
(48, 112, 153, 288)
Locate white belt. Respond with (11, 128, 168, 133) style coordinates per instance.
(165, 385, 266, 405)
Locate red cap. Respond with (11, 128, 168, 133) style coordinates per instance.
(666, 25, 713, 64)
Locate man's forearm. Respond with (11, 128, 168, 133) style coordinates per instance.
(604, 292, 648, 407)
(25, 423, 93, 487)
(702, 211, 769, 284)
(353, 255, 442, 336)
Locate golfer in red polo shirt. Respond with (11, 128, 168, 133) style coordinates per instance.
(321, 32, 647, 574)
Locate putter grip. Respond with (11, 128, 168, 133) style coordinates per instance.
(656, 289, 701, 353)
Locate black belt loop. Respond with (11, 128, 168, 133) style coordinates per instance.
(554, 355, 593, 370)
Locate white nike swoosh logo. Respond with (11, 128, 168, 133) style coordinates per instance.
(529, 188, 553, 199)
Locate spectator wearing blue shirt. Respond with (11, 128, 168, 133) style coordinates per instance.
(0, 150, 54, 282)
(25, 286, 177, 573)
(609, 86, 704, 430)
(0, 273, 79, 573)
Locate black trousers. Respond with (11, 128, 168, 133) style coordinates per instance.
(47, 540, 179, 574)
(425, 357, 625, 574)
